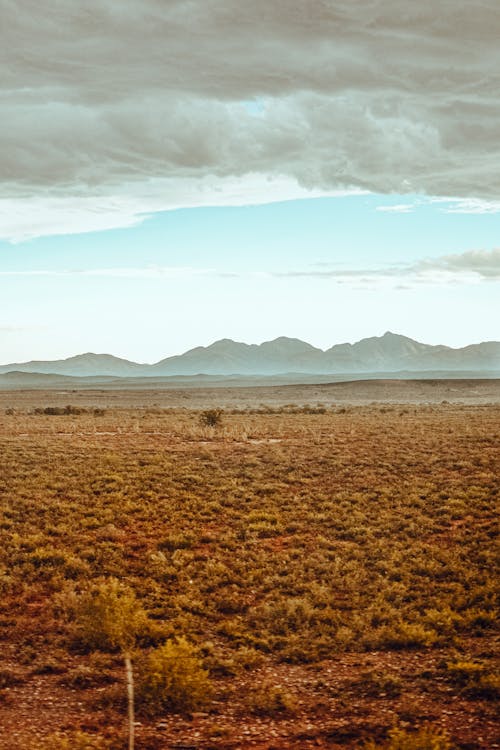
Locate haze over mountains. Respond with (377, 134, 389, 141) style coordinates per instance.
(1, 333, 499, 378)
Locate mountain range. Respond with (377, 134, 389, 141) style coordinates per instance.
(1, 333, 499, 378)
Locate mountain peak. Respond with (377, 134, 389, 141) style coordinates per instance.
(382, 331, 409, 339)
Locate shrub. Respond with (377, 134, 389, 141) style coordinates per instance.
(139, 636, 211, 714)
(37, 732, 112, 749)
(364, 724, 452, 749)
(353, 669, 402, 698)
(60, 663, 117, 689)
(203, 644, 264, 676)
(446, 659, 500, 700)
(372, 622, 438, 650)
(43, 405, 84, 415)
(446, 659, 486, 686)
(158, 532, 193, 552)
(0, 667, 25, 688)
(199, 409, 223, 427)
(246, 680, 298, 716)
(59, 578, 148, 652)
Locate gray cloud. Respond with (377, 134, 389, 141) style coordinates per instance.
(419, 248, 500, 279)
(272, 248, 500, 284)
(1, 1, 500, 238)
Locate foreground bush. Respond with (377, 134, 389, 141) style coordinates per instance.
(58, 578, 151, 750)
(139, 636, 211, 714)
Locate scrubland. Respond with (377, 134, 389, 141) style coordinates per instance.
(0, 397, 498, 749)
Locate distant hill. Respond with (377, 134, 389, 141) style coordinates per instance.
(1, 333, 499, 377)
(0, 353, 146, 377)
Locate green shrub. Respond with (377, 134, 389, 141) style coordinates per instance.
(139, 636, 211, 714)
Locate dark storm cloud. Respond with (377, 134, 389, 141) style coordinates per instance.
(1, 1, 499, 237)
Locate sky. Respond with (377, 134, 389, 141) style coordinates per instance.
(1, 1, 499, 364)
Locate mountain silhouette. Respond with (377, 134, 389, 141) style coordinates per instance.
(0, 333, 499, 377)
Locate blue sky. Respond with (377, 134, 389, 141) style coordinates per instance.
(1, 2, 499, 364)
(1, 193, 498, 363)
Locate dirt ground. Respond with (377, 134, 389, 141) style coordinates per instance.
(0, 378, 499, 411)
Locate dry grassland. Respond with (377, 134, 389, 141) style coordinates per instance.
(0, 394, 498, 749)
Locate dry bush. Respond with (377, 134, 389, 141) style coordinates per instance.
(245, 679, 298, 716)
(57, 578, 149, 652)
(351, 669, 403, 698)
(199, 408, 223, 427)
(138, 636, 211, 714)
(0, 667, 25, 688)
(446, 659, 500, 700)
(37, 732, 113, 749)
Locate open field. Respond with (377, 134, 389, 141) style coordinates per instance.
(1, 377, 500, 410)
(0, 388, 498, 749)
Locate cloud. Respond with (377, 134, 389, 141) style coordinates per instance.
(439, 198, 500, 214)
(0, 265, 213, 279)
(0, 324, 44, 333)
(0, 176, 352, 243)
(376, 204, 415, 213)
(419, 248, 500, 279)
(271, 248, 500, 285)
(1, 1, 499, 240)
(3, 249, 498, 287)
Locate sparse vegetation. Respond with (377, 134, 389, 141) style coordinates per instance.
(0, 398, 498, 748)
(31, 405, 105, 416)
